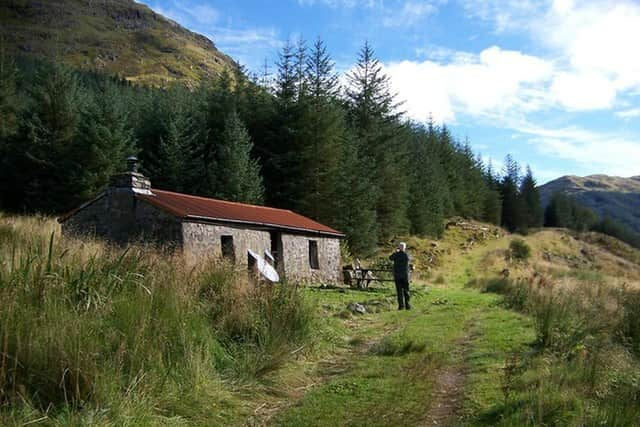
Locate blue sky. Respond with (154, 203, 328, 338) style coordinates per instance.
(141, 0, 640, 183)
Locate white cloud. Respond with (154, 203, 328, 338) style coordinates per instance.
(147, 1, 219, 25)
(187, 3, 219, 24)
(142, 1, 281, 70)
(297, 0, 382, 8)
(512, 122, 640, 177)
(209, 27, 283, 69)
(460, 0, 640, 112)
(384, 46, 553, 122)
(542, 1, 640, 85)
(460, 0, 546, 33)
(615, 108, 640, 119)
(550, 72, 616, 111)
(382, 1, 438, 27)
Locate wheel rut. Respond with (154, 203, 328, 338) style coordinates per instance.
(421, 320, 479, 426)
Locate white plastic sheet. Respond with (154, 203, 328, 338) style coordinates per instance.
(247, 249, 280, 282)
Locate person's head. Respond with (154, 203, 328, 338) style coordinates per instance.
(398, 242, 406, 252)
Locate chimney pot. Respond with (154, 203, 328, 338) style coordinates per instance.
(109, 156, 152, 194)
(127, 156, 139, 173)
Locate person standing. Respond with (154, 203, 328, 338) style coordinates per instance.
(389, 242, 411, 310)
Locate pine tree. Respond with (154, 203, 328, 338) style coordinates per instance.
(407, 124, 446, 236)
(0, 52, 19, 140)
(520, 166, 543, 228)
(294, 37, 308, 101)
(500, 154, 525, 232)
(260, 39, 305, 208)
(346, 41, 401, 130)
(134, 84, 203, 193)
(346, 42, 408, 240)
(153, 114, 197, 193)
(307, 38, 339, 100)
(214, 112, 264, 204)
(333, 132, 378, 256)
(19, 63, 86, 212)
(0, 52, 20, 209)
(544, 192, 572, 228)
(481, 162, 502, 225)
(74, 79, 133, 201)
(296, 38, 344, 224)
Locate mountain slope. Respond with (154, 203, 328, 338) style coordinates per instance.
(0, 0, 237, 86)
(540, 174, 640, 233)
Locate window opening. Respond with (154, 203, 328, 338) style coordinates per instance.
(309, 240, 319, 270)
(221, 235, 235, 262)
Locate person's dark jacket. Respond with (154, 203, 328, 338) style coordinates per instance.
(389, 251, 411, 281)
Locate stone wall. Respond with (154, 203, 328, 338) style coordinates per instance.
(61, 190, 182, 248)
(181, 221, 271, 268)
(281, 234, 341, 283)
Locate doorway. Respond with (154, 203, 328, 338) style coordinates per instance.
(270, 231, 283, 272)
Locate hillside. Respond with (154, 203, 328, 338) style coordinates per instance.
(0, 0, 237, 86)
(540, 174, 640, 233)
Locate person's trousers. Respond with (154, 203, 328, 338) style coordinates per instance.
(395, 279, 410, 309)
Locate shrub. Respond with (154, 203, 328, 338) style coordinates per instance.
(527, 285, 616, 359)
(370, 333, 426, 357)
(509, 238, 531, 261)
(615, 288, 640, 356)
(484, 277, 510, 294)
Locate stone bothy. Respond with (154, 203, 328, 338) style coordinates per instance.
(59, 158, 344, 283)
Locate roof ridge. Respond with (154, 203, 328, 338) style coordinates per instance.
(151, 188, 298, 214)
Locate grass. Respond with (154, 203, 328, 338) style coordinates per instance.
(0, 214, 315, 425)
(276, 232, 536, 426)
(2, 214, 640, 425)
(276, 224, 640, 426)
(469, 233, 640, 426)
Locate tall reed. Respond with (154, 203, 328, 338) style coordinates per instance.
(0, 214, 314, 423)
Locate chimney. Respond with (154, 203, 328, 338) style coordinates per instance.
(110, 156, 153, 195)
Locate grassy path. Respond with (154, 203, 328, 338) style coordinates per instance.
(272, 236, 536, 426)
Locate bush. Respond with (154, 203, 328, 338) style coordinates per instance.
(484, 277, 510, 294)
(615, 288, 640, 356)
(509, 238, 531, 261)
(370, 333, 426, 357)
(527, 285, 616, 359)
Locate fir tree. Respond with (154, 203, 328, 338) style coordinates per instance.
(0, 53, 20, 209)
(482, 162, 502, 225)
(500, 155, 525, 232)
(18, 63, 86, 212)
(153, 114, 197, 193)
(0, 53, 19, 140)
(346, 42, 408, 240)
(260, 39, 306, 208)
(407, 124, 446, 236)
(214, 112, 264, 204)
(74, 80, 133, 201)
(520, 166, 543, 228)
(333, 132, 378, 255)
(297, 38, 344, 224)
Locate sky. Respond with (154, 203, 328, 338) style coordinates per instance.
(141, 0, 640, 183)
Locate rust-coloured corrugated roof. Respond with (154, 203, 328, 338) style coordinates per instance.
(137, 189, 344, 237)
